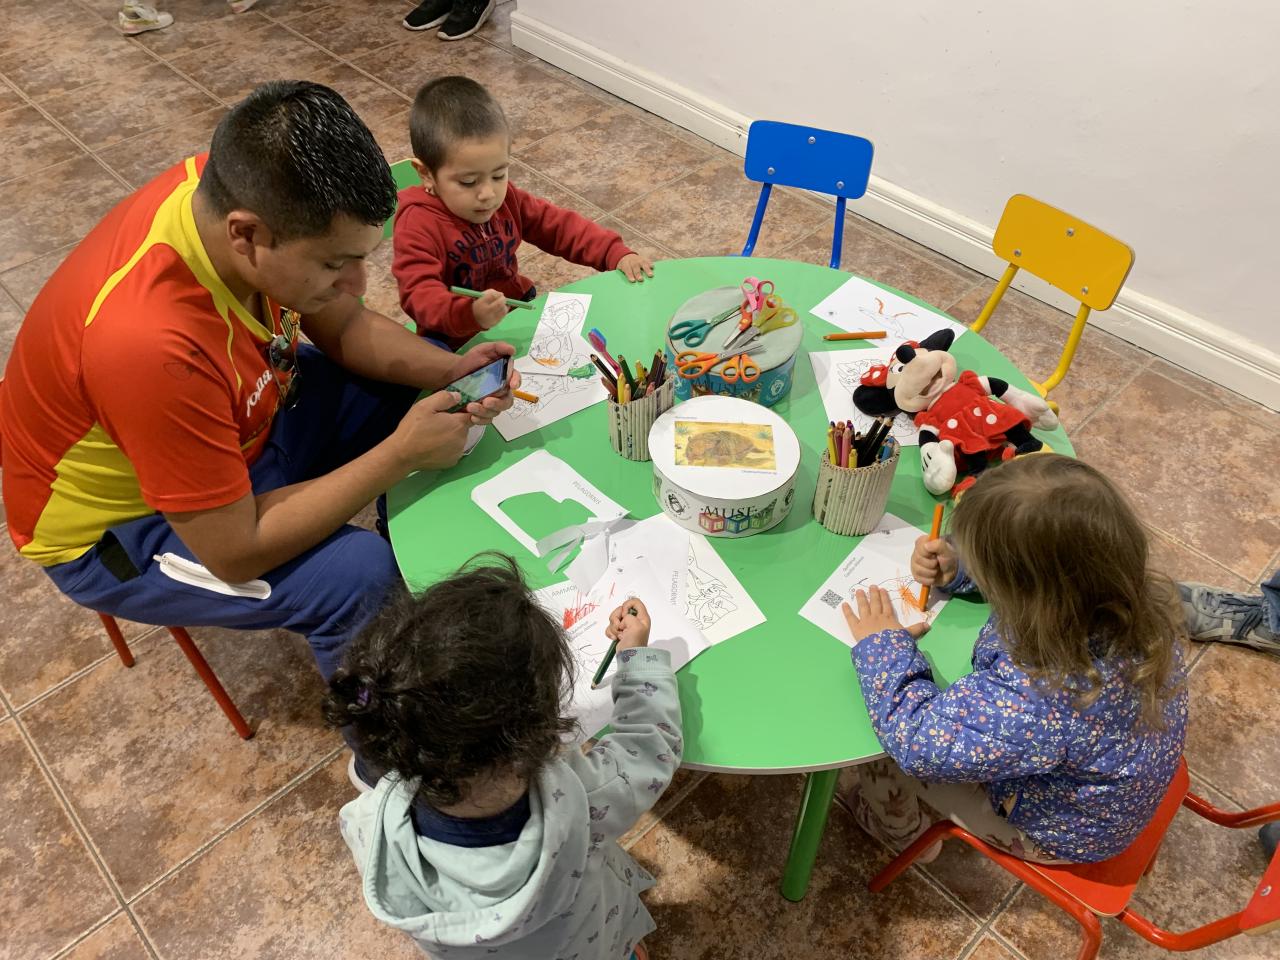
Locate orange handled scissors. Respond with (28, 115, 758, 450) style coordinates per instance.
(675, 349, 760, 383)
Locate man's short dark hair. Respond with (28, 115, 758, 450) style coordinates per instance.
(409, 76, 509, 171)
(199, 80, 396, 242)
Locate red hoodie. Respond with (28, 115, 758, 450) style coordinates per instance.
(392, 184, 634, 349)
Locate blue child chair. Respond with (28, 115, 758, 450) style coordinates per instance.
(740, 121, 875, 269)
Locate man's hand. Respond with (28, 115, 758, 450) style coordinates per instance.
(911, 535, 958, 587)
(616, 253, 654, 282)
(450, 341, 521, 425)
(472, 289, 510, 329)
(389, 391, 473, 472)
(841, 587, 929, 645)
(606, 599, 652, 650)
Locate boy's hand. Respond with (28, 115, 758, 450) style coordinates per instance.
(606, 599, 651, 650)
(616, 253, 654, 283)
(471, 289, 510, 330)
(911, 535, 958, 587)
(841, 587, 930, 644)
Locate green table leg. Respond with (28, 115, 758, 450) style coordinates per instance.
(780, 768, 840, 901)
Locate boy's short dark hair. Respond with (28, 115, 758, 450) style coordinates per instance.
(409, 75, 509, 171)
(198, 80, 396, 242)
(323, 553, 576, 807)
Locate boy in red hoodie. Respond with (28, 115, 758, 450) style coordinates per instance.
(394, 76, 654, 350)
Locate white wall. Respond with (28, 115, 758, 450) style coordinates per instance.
(513, 0, 1280, 408)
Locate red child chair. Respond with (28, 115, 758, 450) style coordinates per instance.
(868, 759, 1280, 960)
(97, 612, 253, 740)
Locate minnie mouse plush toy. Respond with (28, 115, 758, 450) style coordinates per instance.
(852, 329, 1059, 496)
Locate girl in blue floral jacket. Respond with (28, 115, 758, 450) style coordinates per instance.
(842, 454, 1188, 864)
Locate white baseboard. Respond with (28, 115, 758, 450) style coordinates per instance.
(512, 12, 1280, 411)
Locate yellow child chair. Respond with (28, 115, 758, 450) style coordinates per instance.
(971, 195, 1135, 411)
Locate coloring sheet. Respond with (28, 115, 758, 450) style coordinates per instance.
(684, 533, 766, 643)
(534, 564, 708, 739)
(493, 371, 609, 441)
(809, 276, 967, 343)
(799, 512, 949, 647)
(606, 514, 691, 613)
(470, 450, 627, 557)
(514, 292, 594, 378)
(809, 346, 920, 447)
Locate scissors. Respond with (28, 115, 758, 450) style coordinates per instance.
(753, 297, 799, 334)
(675, 348, 761, 383)
(669, 303, 744, 346)
(740, 277, 775, 316)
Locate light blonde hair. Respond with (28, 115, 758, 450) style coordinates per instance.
(949, 454, 1185, 727)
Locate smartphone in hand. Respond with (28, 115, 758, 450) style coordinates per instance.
(442, 356, 511, 412)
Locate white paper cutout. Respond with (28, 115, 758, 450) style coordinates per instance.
(799, 512, 949, 647)
(809, 276, 967, 343)
(470, 450, 627, 556)
(809, 346, 921, 447)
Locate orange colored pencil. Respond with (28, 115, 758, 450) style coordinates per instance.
(512, 390, 539, 403)
(823, 331, 887, 341)
(918, 503, 945, 610)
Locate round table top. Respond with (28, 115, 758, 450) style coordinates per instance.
(388, 256, 1074, 773)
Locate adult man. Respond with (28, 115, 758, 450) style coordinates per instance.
(0, 80, 518, 683)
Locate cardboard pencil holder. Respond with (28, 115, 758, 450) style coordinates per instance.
(811, 441, 900, 536)
(607, 376, 676, 461)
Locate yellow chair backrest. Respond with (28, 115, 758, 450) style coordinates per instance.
(971, 194, 1135, 403)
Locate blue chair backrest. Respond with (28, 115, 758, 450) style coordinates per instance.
(740, 121, 875, 269)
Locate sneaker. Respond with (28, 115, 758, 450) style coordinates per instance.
(1261, 822, 1280, 861)
(1177, 582, 1278, 653)
(347, 753, 377, 794)
(228, 0, 259, 13)
(438, 0, 495, 40)
(118, 2, 173, 34)
(403, 0, 453, 31)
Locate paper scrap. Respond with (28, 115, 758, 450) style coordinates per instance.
(470, 450, 627, 556)
(809, 276, 967, 343)
(514, 292, 594, 378)
(800, 512, 949, 646)
(809, 346, 921, 447)
(684, 533, 766, 644)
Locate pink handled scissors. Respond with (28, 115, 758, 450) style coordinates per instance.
(739, 277, 775, 317)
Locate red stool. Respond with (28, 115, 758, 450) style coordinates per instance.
(98, 613, 253, 740)
(868, 759, 1280, 959)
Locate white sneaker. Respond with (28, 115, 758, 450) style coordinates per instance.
(118, 3, 174, 35)
(228, 0, 260, 13)
(348, 753, 376, 793)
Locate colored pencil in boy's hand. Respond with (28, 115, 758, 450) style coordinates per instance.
(918, 503, 946, 609)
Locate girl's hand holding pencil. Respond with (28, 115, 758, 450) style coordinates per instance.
(910, 534, 957, 588)
(591, 599, 652, 688)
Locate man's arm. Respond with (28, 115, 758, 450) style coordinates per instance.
(167, 389, 469, 583)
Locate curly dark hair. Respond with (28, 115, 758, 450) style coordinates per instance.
(323, 553, 576, 807)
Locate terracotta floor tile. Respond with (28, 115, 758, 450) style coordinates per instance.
(289, 2, 415, 59)
(948, 284, 1153, 433)
(132, 753, 423, 960)
(478, 0, 537, 61)
(39, 61, 218, 152)
(361, 240, 411, 329)
(517, 248, 596, 293)
(0, 0, 106, 59)
(0, 539, 155, 710)
(62, 913, 152, 960)
(364, 106, 415, 166)
(968, 935, 1026, 960)
(596, 216, 679, 264)
(787, 215, 985, 314)
(307, 62, 409, 124)
(1073, 368, 1279, 583)
(1146, 526, 1252, 594)
(613, 155, 828, 258)
(0, 77, 23, 113)
(515, 107, 709, 213)
(508, 158, 606, 220)
(0, 718, 118, 958)
(0, 284, 23, 371)
(0, 104, 83, 184)
(131, 3, 274, 61)
(629, 772, 980, 959)
(481, 60, 611, 152)
(168, 23, 339, 105)
(351, 31, 525, 99)
(97, 108, 226, 189)
(0, 242, 71, 309)
(0, 22, 156, 100)
(1184, 642, 1280, 809)
(21, 626, 340, 897)
(252, 0, 336, 21)
(0, 154, 127, 275)
(1146, 358, 1280, 436)
(619, 767, 709, 850)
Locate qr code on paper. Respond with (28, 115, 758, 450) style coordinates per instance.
(820, 589, 845, 609)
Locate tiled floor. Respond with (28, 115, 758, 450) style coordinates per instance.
(1, 1, 1278, 958)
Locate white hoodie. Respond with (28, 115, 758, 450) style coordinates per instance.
(339, 648, 683, 960)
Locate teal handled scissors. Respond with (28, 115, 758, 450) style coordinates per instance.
(675, 348, 761, 383)
(669, 304, 743, 346)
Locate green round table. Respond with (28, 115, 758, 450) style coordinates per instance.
(388, 256, 1073, 900)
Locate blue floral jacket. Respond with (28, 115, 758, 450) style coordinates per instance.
(852, 572, 1187, 862)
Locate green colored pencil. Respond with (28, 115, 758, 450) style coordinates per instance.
(591, 639, 619, 688)
(449, 285, 536, 310)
